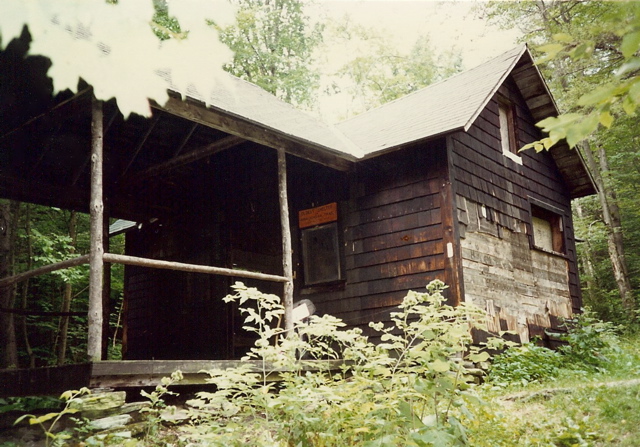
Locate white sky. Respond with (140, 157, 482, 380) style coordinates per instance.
(308, 0, 523, 120)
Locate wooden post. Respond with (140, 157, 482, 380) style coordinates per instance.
(102, 203, 111, 360)
(88, 97, 104, 362)
(277, 148, 294, 333)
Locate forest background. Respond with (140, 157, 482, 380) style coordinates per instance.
(0, 0, 639, 369)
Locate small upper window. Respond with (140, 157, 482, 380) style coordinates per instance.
(531, 203, 565, 254)
(498, 97, 521, 164)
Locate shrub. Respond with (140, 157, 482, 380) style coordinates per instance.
(185, 280, 492, 446)
(558, 307, 621, 371)
(487, 342, 563, 385)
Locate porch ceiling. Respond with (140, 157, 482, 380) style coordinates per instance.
(0, 34, 353, 221)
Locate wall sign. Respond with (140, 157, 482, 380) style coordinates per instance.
(298, 202, 338, 229)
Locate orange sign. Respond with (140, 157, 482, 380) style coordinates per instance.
(299, 202, 338, 229)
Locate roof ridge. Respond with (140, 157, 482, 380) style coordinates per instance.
(337, 44, 527, 126)
(462, 44, 528, 131)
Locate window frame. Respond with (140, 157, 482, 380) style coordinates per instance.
(497, 95, 522, 165)
(300, 220, 343, 287)
(529, 199, 566, 255)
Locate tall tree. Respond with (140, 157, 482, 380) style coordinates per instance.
(215, 0, 323, 108)
(57, 210, 77, 365)
(0, 201, 20, 368)
(321, 18, 463, 119)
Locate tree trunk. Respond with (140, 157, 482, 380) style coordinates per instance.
(574, 201, 598, 304)
(57, 210, 77, 366)
(21, 204, 35, 368)
(0, 201, 20, 368)
(581, 141, 635, 313)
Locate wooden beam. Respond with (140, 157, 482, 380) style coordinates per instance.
(0, 254, 90, 290)
(121, 135, 245, 186)
(103, 253, 289, 283)
(443, 137, 464, 306)
(277, 148, 294, 333)
(88, 97, 105, 362)
(0, 88, 92, 143)
(156, 96, 355, 172)
(121, 113, 161, 178)
(173, 122, 198, 157)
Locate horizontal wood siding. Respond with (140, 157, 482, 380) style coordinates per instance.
(123, 144, 288, 360)
(451, 75, 581, 341)
(295, 141, 448, 337)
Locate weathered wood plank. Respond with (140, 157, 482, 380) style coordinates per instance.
(350, 224, 443, 254)
(347, 255, 445, 284)
(355, 178, 442, 211)
(346, 240, 443, 270)
(346, 194, 438, 226)
(349, 210, 442, 241)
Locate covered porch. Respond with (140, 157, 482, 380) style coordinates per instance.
(0, 34, 352, 395)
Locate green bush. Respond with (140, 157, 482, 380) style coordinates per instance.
(558, 307, 621, 371)
(488, 342, 563, 386)
(184, 280, 493, 446)
(487, 308, 622, 386)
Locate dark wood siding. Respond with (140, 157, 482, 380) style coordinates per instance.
(292, 141, 449, 337)
(450, 75, 581, 340)
(123, 143, 285, 360)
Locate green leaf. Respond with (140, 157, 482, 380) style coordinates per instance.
(537, 113, 582, 133)
(537, 43, 564, 55)
(30, 412, 59, 425)
(398, 400, 424, 427)
(411, 428, 456, 447)
(577, 84, 617, 106)
(629, 81, 640, 104)
(617, 57, 640, 78)
(622, 95, 637, 114)
(429, 359, 450, 372)
(13, 414, 35, 425)
(621, 30, 640, 58)
(566, 113, 600, 148)
(468, 351, 490, 362)
(552, 33, 574, 43)
(569, 42, 592, 59)
(599, 111, 614, 128)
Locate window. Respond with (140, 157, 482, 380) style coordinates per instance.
(530, 203, 565, 254)
(498, 97, 522, 164)
(301, 222, 341, 285)
(298, 202, 342, 286)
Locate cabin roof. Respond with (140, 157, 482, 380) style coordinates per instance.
(0, 41, 595, 207)
(335, 45, 528, 156)
(164, 44, 593, 198)
(164, 72, 365, 159)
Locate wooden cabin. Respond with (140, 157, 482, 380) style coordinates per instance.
(0, 41, 595, 385)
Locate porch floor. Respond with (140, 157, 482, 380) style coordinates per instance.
(0, 359, 343, 397)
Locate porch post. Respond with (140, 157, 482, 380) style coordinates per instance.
(277, 148, 294, 333)
(88, 96, 104, 361)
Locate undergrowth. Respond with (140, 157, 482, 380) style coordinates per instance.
(6, 284, 640, 446)
(182, 280, 494, 446)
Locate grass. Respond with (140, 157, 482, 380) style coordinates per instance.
(467, 335, 640, 446)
